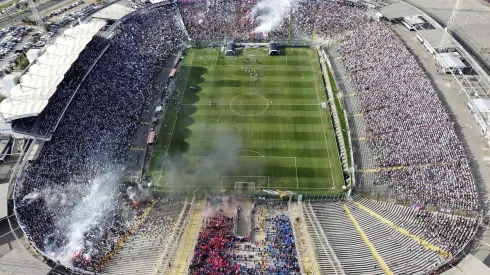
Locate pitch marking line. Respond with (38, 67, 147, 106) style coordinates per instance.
(229, 93, 269, 116)
(182, 103, 319, 106)
(159, 185, 335, 190)
(158, 51, 196, 183)
(192, 154, 298, 189)
(309, 51, 335, 189)
(221, 176, 270, 188)
(238, 150, 265, 157)
(234, 155, 298, 188)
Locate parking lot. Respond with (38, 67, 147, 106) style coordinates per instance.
(0, 25, 42, 76)
(44, 0, 97, 23)
(0, 0, 99, 78)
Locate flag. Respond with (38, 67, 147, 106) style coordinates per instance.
(411, 203, 423, 211)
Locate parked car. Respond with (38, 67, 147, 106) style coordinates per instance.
(34, 41, 45, 48)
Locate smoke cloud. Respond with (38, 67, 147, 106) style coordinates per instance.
(249, 0, 300, 33)
(163, 130, 263, 192)
(23, 171, 126, 266)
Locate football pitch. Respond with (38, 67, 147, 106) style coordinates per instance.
(149, 47, 344, 194)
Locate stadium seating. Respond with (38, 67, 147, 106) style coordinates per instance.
(301, 203, 344, 274)
(306, 199, 478, 275)
(103, 200, 187, 274)
(306, 202, 381, 275)
(345, 203, 441, 274)
(355, 197, 478, 255)
(10, 0, 482, 274)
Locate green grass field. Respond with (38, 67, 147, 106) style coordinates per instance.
(149, 47, 344, 194)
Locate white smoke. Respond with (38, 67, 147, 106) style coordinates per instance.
(40, 172, 122, 266)
(249, 0, 300, 33)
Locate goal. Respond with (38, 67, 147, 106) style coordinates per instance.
(234, 182, 256, 193)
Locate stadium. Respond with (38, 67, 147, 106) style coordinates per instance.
(0, 0, 490, 274)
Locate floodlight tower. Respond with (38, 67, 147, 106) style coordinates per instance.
(438, 0, 462, 52)
(27, 0, 45, 32)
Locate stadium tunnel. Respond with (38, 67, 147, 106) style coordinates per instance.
(225, 42, 236, 56)
(269, 42, 280, 56)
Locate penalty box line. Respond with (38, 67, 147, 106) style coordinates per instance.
(221, 176, 269, 188)
(186, 155, 298, 188)
(214, 155, 298, 189)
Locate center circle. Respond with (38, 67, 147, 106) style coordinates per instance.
(229, 93, 269, 116)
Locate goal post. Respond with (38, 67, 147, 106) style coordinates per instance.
(221, 176, 269, 193)
(234, 182, 256, 190)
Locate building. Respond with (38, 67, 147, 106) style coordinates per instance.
(467, 98, 490, 141)
(436, 51, 470, 74)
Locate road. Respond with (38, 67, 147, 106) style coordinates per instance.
(0, 0, 77, 28)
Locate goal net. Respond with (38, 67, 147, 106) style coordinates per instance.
(234, 182, 256, 194)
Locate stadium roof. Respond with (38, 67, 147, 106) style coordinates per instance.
(469, 98, 490, 114)
(0, 182, 7, 220)
(91, 3, 135, 21)
(380, 2, 420, 20)
(0, 245, 51, 275)
(417, 29, 457, 50)
(0, 20, 106, 121)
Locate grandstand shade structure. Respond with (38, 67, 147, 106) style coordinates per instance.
(0, 20, 106, 121)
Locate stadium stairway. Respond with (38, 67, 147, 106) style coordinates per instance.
(170, 201, 203, 275)
(307, 202, 382, 275)
(344, 202, 442, 274)
(353, 197, 477, 257)
(300, 203, 344, 275)
(305, 198, 464, 275)
(101, 200, 187, 275)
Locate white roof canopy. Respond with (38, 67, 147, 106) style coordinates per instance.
(0, 20, 106, 121)
(469, 99, 490, 113)
(438, 52, 466, 69)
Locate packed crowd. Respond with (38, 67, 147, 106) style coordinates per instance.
(189, 215, 239, 274)
(11, 0, 481, 273)
(16, 5, 186, 271)
(264, 213, 300, 274)
(293, 1, 366, 39)
(12, 36, 110, 137)
(179, 0, 364, 43)
(413, 211, 477, 254)
(336, 22, 479, 211)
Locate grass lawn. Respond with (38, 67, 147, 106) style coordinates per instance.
(149, 47, 344, 194)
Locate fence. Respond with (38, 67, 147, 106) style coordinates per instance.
(318, 49, 355, 193)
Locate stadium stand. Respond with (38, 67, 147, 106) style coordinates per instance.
(11, 36, 111, 138)
(332, 20, 479, 211)
(305, 198, 479, 275)
(354, 197, 478, 255)
(13, 4, 188, 273)
(102, 200, 187, 274)
(305, 202, 381, 275)
(301, 203, 344, 274)
(4, 0, 484, 274)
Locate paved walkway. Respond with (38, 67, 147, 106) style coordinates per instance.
(171, 202, 201, 275)
(405, 0, 490, 69)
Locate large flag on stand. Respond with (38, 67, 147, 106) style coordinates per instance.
(411, 203, 424, 211)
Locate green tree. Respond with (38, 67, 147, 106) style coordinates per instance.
(19, 55, 30, 70)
